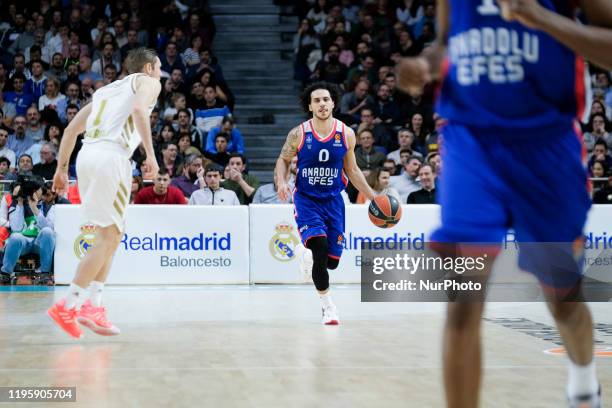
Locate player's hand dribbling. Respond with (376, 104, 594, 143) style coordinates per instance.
(52, 171, 69, 196)
(396, 57, 431, 96)
(497, 0, 546, 29)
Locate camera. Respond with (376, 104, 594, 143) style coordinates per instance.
(11, 174, 45, 199)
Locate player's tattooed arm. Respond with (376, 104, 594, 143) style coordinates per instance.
(279, 126, 301, 161)
(275, 126, 301, 202)
(343, 128, 376, 201)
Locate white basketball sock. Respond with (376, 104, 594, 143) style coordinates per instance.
(65, 283, 87, 310)
(89, 281, 105, 307)
(567, 358, 598, 398)
(319, 291, 333, 308)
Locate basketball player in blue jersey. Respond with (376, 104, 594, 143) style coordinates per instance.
(397, 1, 612, 407)
(275, 82, 375, 325)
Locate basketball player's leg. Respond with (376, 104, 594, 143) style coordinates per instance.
(507, 126, 598, 404)
(431, 124, 508, 407)
(73, 224, 122, 289)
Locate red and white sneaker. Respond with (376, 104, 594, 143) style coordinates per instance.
(322, 304, 339, 325)
(77, 300, 120, 336)
(47, 300, 83, 339)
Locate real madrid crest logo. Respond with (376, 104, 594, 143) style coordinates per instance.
(269, 222, 299, 262)
(73, 224, 97, 259)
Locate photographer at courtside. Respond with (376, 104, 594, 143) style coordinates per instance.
(0, 175, 56, 283)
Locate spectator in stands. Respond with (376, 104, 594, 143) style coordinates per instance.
(593, 171, 612, 204)
(387, 128, 422, 165)
(198, 68, 231, 107)
(159, 124, 178, 145)
(205, 116, 244, 154)
(8, 53, 32, 81)
(0, 127, 17, 170)
(396, 0, 425, 28)
(382, 158, 398, 176)
(173, 108, 203, 148)
(25, 106, 44, 142)
(407, 112, 430, 155)
(159, 142, 180, 178)
(407, 164, 437, 204)
(221, 154, 260, 205)
(91, 42, 121, 76)
(390, 155, 422, 203)
(293, 19, 321, 84)
(43, 123, 63, 149)
(162, 92, 188, 123)
(0, 157, 11, 180)
(103, 64, 118, 84)
(584, 113, 612, 151)
(171, 154, 204, 199)
(46, 53, 67, 83)
(38, 76, 66, 111)
(203, 133, 231, 167)
(340, 79, 373, 123)
(8, 116, 34, 158)
(32, 143, 57, 180)
(333, 34, 354, 68)
(356, 167, 400, 204)
(56, 82, 81, 124)
(8, 16, 35, 55)
(4, 74, 34, 116)
(372, 83, 401, 126)
(24, 60, 48, 102)
(311, 44, 348, 85)
(591, 160, 608, 193)
(130, 175, 144, 204)
(589, 140, 612, 171)
(194, 86, 231, 135)
(355, 129, 385, 171)
(160, 42, 186, 74)
(187, 81, 207, 110)
(121, 29, 141, 61)
(182, 35, 203, 69)
(0, 93, 17, 127)
(0, 183, 56, 280)
(134, 169, 186, 205)
(253, 173, 293, 204)
(427, 151, 442, 181)
(189, 164, 240, 205)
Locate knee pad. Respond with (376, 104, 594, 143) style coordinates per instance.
(306, 236, 330, 291)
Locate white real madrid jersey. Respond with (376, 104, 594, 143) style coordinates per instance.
(83, 73, 153, 155)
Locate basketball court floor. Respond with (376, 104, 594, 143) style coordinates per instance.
(1, 284, 611, 407)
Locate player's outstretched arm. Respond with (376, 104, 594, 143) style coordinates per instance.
(498, 0, 612, 70)
(343, 128, 376, 202)
(52, 102, 93, 194)
(133, 75, 162, 175)
(274, 126, 301, 202)
(396, 0, 449, 95)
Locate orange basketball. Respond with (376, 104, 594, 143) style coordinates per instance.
(368, 194, 402, 228)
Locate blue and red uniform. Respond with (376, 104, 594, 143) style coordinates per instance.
(433, 0, 591, 287)
(294, 119, 349, 259)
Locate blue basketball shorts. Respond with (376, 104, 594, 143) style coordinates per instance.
(293, 191, 345, 259)
(431, 122, 591, 287)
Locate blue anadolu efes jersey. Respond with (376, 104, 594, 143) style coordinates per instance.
(437, 0, 587, 133)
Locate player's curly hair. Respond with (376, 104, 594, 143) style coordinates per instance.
(300, 82, 340, 113)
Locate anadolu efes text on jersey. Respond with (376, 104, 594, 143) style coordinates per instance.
(295, 119, 349, 199)
(83, 73, 155, 156)
(438, 0, 587, 131)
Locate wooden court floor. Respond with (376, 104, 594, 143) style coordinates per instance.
(1, 285, 611, 408)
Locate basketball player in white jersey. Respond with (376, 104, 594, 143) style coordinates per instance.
(47, 48, 161, 338)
